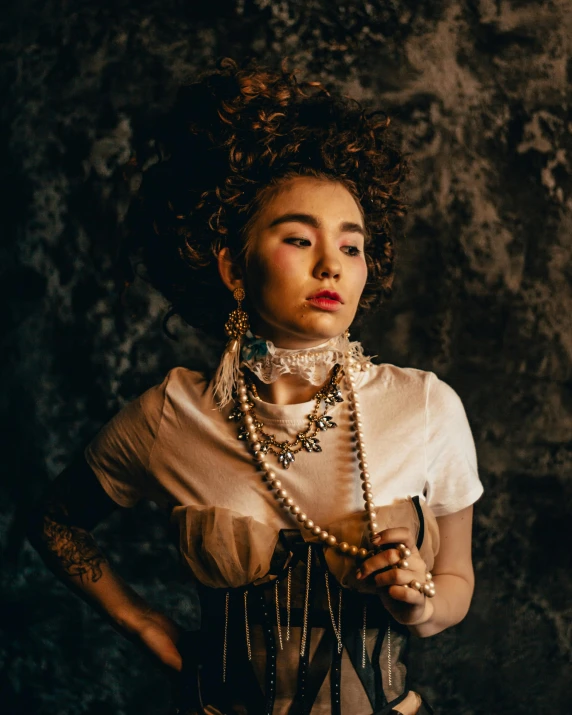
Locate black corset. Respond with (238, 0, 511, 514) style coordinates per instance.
(173, 530, 433, 715)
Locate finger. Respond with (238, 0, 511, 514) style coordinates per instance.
(371, 527, 416, 551)
(373, 566, 413, 589)
(357, 548, 401, 579)
(359, 548, 428, 581)
(384, 584, 426, 605)
(372, 560, 427, 589)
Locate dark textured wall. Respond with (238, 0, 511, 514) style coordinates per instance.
(2, 2, 571, 713)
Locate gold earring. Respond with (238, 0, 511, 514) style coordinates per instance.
(213, 287, 250, 408)
(224, 287, 250, 349)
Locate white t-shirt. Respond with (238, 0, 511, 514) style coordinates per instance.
(84, 363, 482, 714)
(84, 363, 483, 524)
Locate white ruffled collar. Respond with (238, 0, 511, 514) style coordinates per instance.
(240, 331, 372, 385)
(213, 330, 373, 409)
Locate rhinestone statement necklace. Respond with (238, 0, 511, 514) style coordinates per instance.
(232, 363, 378, 559)
(230, 364, 344, 469)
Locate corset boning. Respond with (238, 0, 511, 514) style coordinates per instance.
(172, 497, 439, 715)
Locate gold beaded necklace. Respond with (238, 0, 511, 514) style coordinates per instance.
(232, 362, 378, 560)
(230, 364, 344, 469)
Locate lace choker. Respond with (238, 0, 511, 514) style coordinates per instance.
(241, 332, 372, 385)
(213, 330, 373, 408)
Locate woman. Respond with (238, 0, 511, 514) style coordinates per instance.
(27, 57, 483, 714)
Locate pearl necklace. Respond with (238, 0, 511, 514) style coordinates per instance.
(235, 363, 378, 560)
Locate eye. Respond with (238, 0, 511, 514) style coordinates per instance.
(342, 245, 362, 257)
(284, 237, 312, 247)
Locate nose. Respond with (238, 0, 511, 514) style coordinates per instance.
(312, 243, 342, 280)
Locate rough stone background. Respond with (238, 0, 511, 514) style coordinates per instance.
(1, 1, 571, 713)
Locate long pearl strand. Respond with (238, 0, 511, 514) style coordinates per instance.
(235, 362, 377, 559)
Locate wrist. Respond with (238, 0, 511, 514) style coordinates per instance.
(112, 592, 155, 633)
(406, 597, 434, 627)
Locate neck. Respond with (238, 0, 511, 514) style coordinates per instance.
(247, 369, 333, 405)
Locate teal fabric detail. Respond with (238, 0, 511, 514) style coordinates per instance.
(242, 332, 270, 362)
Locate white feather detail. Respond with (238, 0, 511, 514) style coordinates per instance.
(213, 337, 243, 409)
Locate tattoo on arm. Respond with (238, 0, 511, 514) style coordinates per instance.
(38, 497, 109, 583)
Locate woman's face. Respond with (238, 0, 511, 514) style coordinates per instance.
(238, 176, 368, 348)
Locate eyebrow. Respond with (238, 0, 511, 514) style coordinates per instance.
(267, 212, 366, 237)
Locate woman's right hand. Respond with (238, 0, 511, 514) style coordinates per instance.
(122, 608, 184, 673)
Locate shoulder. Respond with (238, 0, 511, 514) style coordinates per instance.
(358, 362, 434, 396)
(357, 364, 472, 429)
(153, 365, 216, 411)
(161, 365, 212, 393)
(362, 364, 465, 406)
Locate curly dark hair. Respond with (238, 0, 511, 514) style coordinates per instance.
(121, 56, 409, 339)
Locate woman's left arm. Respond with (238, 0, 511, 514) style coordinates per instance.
(357, 505, 476, 638)
(408, 505, 475, 637)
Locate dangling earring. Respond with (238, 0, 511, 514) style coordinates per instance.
(213, 287, 250, 409)
(225, 288, 250, 348)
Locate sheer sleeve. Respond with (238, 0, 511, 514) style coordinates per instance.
(83, 372, 170, 508)
(424, 372, 483, 516)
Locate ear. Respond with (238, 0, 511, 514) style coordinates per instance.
(217, 247, 244, 294)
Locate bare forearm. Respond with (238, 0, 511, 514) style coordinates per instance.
(27, 503, 147, 630)
(407, 573, 474, 638)
(27, 464, 183, 673)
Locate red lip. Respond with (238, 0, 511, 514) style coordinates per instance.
(307, 290, 344, 303)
